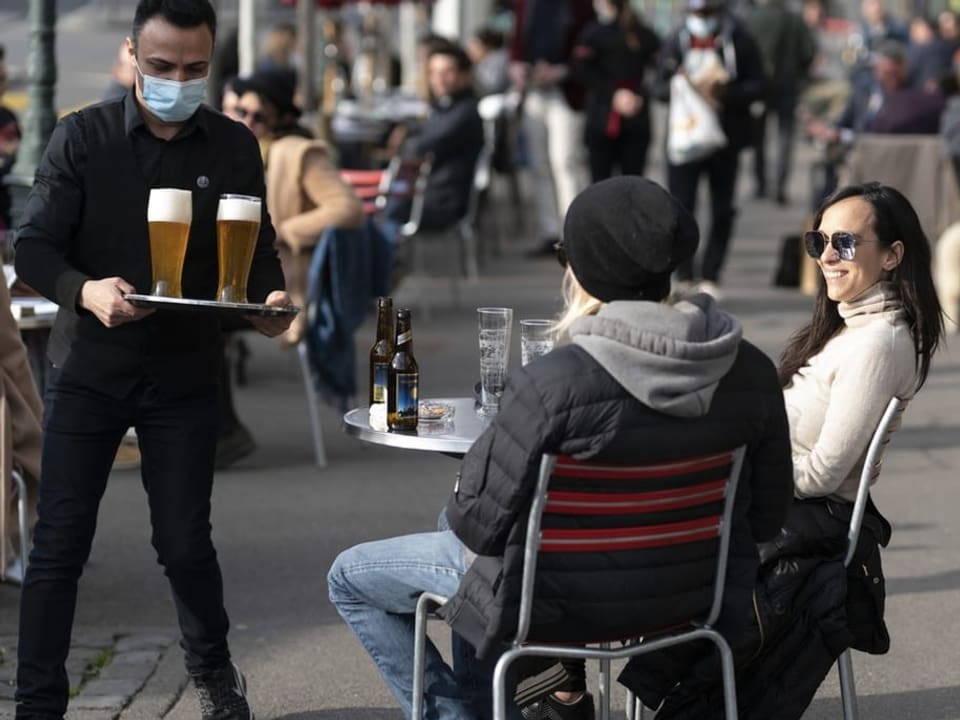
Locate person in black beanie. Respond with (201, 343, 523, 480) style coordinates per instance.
(327, 176, 792, 720)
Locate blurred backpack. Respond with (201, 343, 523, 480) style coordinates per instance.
(774, 233, 801, 287)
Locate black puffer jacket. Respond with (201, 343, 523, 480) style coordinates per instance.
(439, 298, 793, 659)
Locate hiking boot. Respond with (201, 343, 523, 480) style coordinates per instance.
(192, 662, 253, 720)
(521, 691, 596, 720)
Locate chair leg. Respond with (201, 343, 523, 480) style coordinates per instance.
(838, 649, 859, 720)
(412, 593, 432, 720)
(706, 630, 739, 720)
(459, 221, 479, 282)
(12, 469, 30, 575)
(296, 342, 327, 468)
(493, 647, 523, 720)
(598, 643, 612, 720)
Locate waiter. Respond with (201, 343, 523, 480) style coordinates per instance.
(12, 1, 290, 719)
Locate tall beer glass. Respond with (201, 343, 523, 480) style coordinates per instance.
(216, 194, 261, 303)
(148, 188, 192, 297)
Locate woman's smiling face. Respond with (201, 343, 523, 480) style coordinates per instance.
(816, 197, 903, 303)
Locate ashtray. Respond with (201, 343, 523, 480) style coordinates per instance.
(419, 400, 455, 423)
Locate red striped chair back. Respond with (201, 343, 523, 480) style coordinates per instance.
(515, 448, 746, 646)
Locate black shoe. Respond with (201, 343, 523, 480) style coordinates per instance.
(193, 662, 253, 720)
(215, 423, 256, 470)
(775, 190, 789, 206)
(525, 237, 560, 259)
(521, 692, 596, 720)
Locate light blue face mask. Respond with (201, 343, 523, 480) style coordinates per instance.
(136, 61, 208, 123)
(686, 14, 720, 38)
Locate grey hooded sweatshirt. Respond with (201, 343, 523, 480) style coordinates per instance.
(571, 295, 743, 418)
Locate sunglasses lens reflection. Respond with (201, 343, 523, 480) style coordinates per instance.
(804, 231, 857, 260)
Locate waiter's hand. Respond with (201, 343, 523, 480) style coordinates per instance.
(247, 290, 295, 337)
(80, 277, 153, 327)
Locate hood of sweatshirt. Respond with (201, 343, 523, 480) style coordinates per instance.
(570, 294, 742, 417)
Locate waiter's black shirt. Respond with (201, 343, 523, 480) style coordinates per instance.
(13, 91, 284, 398)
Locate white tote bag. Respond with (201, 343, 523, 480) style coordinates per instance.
(666, 73, 728, 165)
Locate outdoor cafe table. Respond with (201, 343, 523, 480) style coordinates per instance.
(341, 397, 489, 458)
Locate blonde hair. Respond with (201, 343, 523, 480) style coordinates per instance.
(553, 267, 604, 339)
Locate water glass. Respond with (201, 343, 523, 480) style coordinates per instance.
(520, 319, 556, 366)
(478, 307, 513, 416)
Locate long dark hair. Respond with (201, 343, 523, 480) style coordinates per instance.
(778, 183, 944, 390)
(610, 0, 645, 50)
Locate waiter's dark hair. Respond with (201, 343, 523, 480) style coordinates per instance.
(132, 0, 217, 51)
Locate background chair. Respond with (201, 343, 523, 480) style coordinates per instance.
(412, 446, 747, 720)
(836, 396, 904, 720)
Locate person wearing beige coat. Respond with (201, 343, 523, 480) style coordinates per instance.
(233, 70, 364, 346)
(0, 279, 43, 583)
(266, 134, 365, 344)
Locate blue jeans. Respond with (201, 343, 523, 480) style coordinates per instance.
(327, 529, 520, 720)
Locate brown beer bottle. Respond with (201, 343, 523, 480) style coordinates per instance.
(369, 297, 394, 405)
(387, 309, 419, 431)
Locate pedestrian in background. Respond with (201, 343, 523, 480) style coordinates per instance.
(11, 1, 292, 718)
(742, 0, 816, 205)
(572, 0, 661, 182)
(510, 0, 594, 256)
(0, 44, 21, 237)
(653, 0, 766, 297)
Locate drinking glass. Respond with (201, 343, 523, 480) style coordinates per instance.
(520, 319, 555, 366)
(477, 307, 513, 416)
(147, 188, 192, 297)
(216, 194, 261, 303)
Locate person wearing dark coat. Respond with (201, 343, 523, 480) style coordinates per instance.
(652, 0, 767, 294)
(741, 0, 816, 204)
(572, 0, 661, 181)
(386, 41, 484, 233)
(327, 176, 793, 720)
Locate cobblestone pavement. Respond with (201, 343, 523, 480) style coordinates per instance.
(0, 631, 184, 720)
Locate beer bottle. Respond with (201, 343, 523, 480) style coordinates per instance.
(387, 308, 419, 431)
(369, 297, 394, 406)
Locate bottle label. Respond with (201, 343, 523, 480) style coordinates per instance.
(372, 363, 388, 403)
(396, 330, 413, 346)
(394, 373, 419, 419)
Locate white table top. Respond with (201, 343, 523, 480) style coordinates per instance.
(10, 296, 58, 330)
(342, 397, 490, 457)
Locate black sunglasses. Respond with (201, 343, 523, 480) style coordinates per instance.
(803, 230, 872, 261)
(235, 106, 268, 125)
(554, 241, 568, 268)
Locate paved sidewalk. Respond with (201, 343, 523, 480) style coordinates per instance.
(0, 631, 184, 720)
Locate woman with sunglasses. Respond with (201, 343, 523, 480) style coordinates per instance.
(780, 182, 943, 501)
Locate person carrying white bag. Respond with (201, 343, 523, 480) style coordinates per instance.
(653, 0, 766, 297)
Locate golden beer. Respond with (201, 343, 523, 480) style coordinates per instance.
(147, 188, 192, 297)
(216, 194, 261, 303)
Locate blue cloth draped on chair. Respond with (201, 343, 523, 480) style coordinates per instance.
(304, 218, 394, 410)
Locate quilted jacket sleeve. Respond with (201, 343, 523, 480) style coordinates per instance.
(445, 362, 566, 557)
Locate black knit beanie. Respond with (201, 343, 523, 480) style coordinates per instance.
(562, 177, 700, 302)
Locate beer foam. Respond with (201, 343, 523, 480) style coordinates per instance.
(217, 195, 262, 222)
(147, 188, 192, 224)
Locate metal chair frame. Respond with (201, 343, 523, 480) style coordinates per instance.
(7, 467, 30, 581)
(836, 396, 904, 720)
(413, 447, 747, 720)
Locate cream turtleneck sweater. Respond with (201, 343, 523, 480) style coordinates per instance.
(782, 282, 918, 501)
